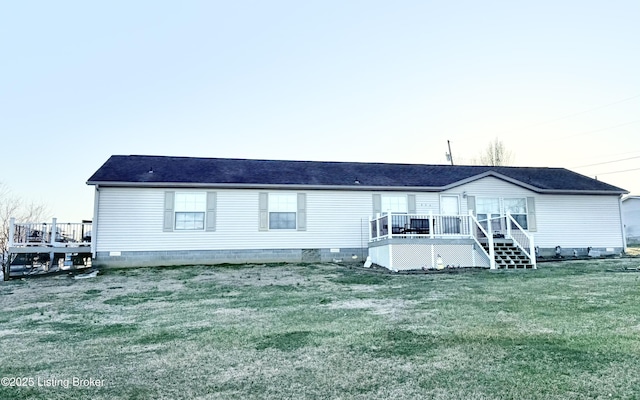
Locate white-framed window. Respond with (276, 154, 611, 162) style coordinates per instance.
(504, 198, 528, 229)
(476, 198, 501, 222)
(477, 197, 529, 230)
(379, 194, 409, 234)
(174, 192, 206, 230)
(268, 193, 297, 230)
(381, 195, 408, 213)
(259, 192, 306, 232)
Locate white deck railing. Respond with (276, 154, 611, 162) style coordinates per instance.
(469, 213, 495, 269)
(506, 213, 536, 269)
(369, 212, 473, 241)
(476, 213, 536, 269)
(370, 211, 535, 270)
(9, 218, 92, 248)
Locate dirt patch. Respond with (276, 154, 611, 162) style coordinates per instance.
(191, 265, 313, 287)
(626, 247, 640, 256)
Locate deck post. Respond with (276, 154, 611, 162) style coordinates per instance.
(488, 229, 496, 269)
(530, 235, 537, 269)
(429, 211, 434, 239)
(4, 218, 16, 280)
(8, 217, 15, 248)
(50, 218, 57, 245)
(2, 255, 7, 280)
(431, 244, 435, 269)
(506, 212, 512, 239)
(49, 218, 57, 272)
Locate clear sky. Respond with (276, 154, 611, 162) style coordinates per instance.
(2, 1, 639, 222)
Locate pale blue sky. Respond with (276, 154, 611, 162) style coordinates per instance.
(2, 1, 639, 222)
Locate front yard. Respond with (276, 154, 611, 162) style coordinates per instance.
(2, 259, 640, 399)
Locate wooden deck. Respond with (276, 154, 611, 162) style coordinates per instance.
(3, 218, 92, 280)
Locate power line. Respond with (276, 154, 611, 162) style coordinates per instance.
(569, 149, 640, 165)
(560, 119, 640, 139)
(527, 93, 640, 129)
(595, 167, 640, 176)
(491, 93, 640, 139)
(573, 155, 640, 169)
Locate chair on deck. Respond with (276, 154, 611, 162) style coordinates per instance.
(408, 218, 431, 234)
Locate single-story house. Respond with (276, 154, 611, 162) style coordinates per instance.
(86, 155, 628, 270)
(622, 196, 640, 245)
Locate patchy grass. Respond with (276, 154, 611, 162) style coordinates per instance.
(2, 260, 640, 399)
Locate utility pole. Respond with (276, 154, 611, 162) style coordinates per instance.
(446, 140, 454, 165)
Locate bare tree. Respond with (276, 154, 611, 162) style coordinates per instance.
(0, 183, 50, 264)
(473, 138, 514, 166)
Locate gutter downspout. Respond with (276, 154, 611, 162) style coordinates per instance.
(92, 185, 100, 259)
(619, 194, 627, 254)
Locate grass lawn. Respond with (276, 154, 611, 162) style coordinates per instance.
(2, 259, 640, 399)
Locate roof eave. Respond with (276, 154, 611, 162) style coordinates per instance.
(536, 189, 628, 195)
(86, 180, 627, 195)
(443, 171, 628, 195)
(86, 180, 446, 191)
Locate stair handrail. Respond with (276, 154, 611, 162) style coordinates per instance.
(468, 210, 496, 269)
(506, 212, 536, 269)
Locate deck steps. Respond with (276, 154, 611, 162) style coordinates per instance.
(482, 240, 534, 269)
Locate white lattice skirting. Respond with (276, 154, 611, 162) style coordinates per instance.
(369, 239, 491, 271)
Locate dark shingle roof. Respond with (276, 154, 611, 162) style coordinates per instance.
(86, 155, 628, 194)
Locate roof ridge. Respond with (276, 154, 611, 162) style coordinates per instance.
(117, 154, 558, 169)
(86, 155, 628, 194)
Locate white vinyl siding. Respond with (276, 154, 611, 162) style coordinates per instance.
(95, 188, 373, 252)
(623, 198, 640, 240)
(444, 176, 623, 248)
(93, 177, 624, 253)
(533, 194, 623, 248)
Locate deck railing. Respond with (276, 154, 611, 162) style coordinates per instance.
(369, 212, 473, 241)
(476, 214, 536, 269)
(370, 211, 536, 270)
(506, 212, 536, 269)
(9, 218, 92, 248)
(469, 212, 495, 269)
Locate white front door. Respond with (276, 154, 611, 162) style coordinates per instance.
(440, 195, 461, 234)
(441, 195, 460, 215)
